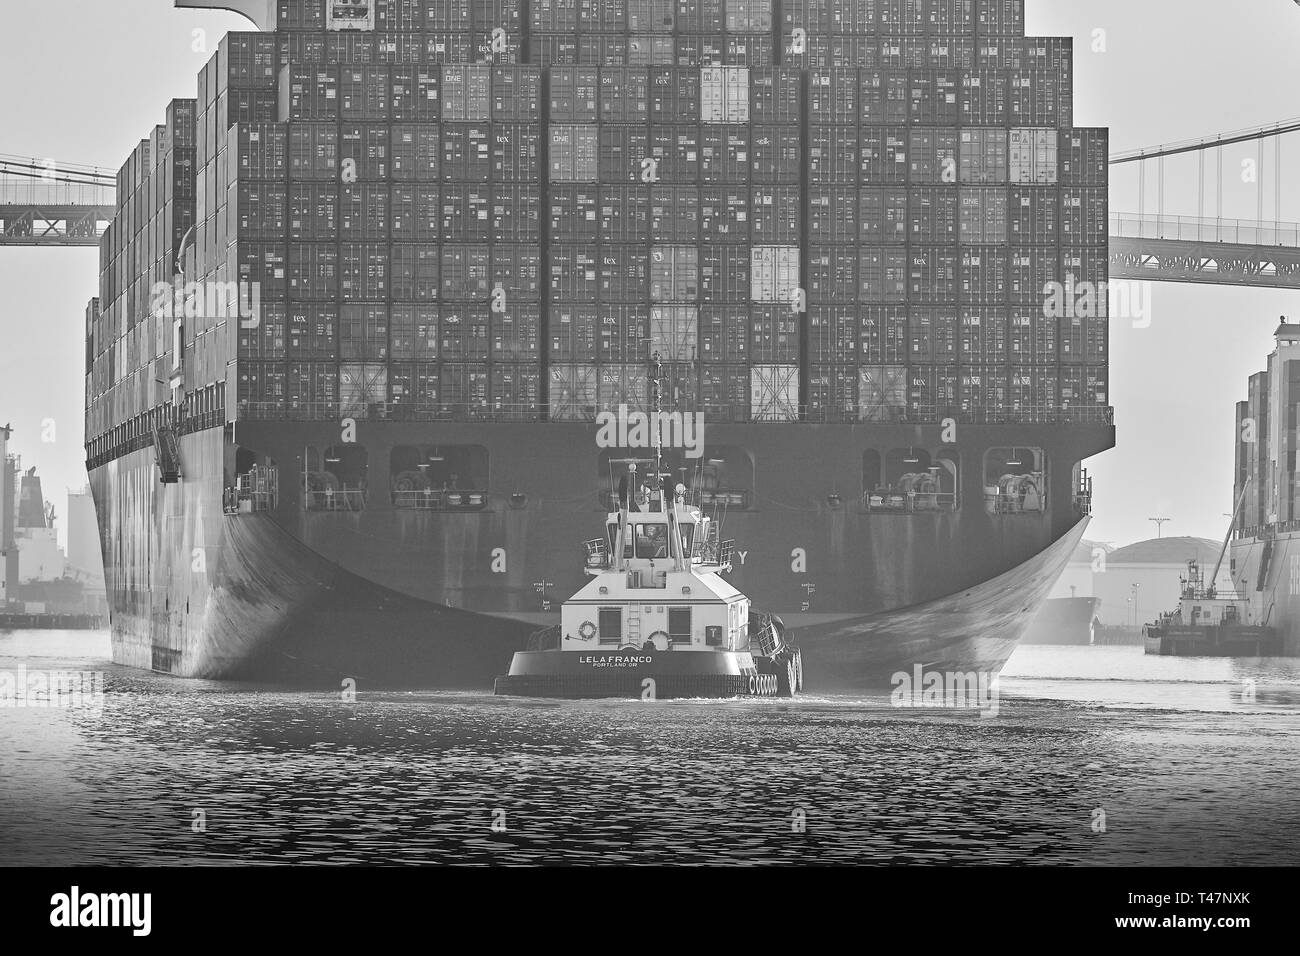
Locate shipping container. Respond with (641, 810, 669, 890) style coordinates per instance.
(549, 363, 600, 420)
(649, 125, 701, 182)
(598, 304, 650, 362)
(389, 67, 440, 121)
(859, 247, 908, 302)
(749, 68, 801, 124)
(749, 306, 799, 362)
(441, 122, 491, 181)
(1007, 185, 1057, 242)
(750, 245, 800, 302)
(339, 242, 389, 300)
(1059, 246, 1107, 290)
(958, 186, 1007, 243)
(491, 66, 541, 121)
(859, 70, 909, 125)
(440, 65, 491, 121)
(858, 364, 907, 421)
(959, 70, 1007, 125)
(231, 240, 289, 300)
(390, 244, 441, 300)
(599, 185, 652, 241)
(491, 306, 541, 361)
(600, 67, 651, 124)
(907, 364, 958, 414)
(598, 244, 651, 300)
(809, 186, 858, 242)
(697, 243, 751, 300)
(551, 66, 600, 123)
(1009, 365, 1058, 413)
(1008, 247, 1055, 304)
(339, 65, 390, 121)
(701, 66, 751, 123)
(550, 305, 601, 361)
(650, 186, 702, 241)
(549, 124, 599, 182)
(340, 123, 390, 179)
(388, 360, 439, 409)
(226, 181, 288, 239)
(649, 246, 699, 302)
(809, 306, 857, 361)
(438, 362, 490, 416)
(807, 365, 858, 422)
(549, 245, 601, 301)
(699, 306, 749, 362)
(1060, 314, 1106, 365)
(908, 186, 958, 242)
(907, 246, 957, 302)
(1009, 127, 1057, 184)
(438, 306, 491, 360)
(289, 180, 341, 239)
(750, 126, 801, 182)
(390, 304, 440, 360)
(960, 246, 1009, 302)
(1060, 186, 1107, 245)
(440, 188, 492, 241)
(625, 34, 675, 66)
(440, 244, 490, 299)
(859, 127, 908, 183)
(599, 362, 651, 413)
(529, 32, 579, 65)
(976, 0, 1024, 37)
(908, 71, 959, 125)
(648, 305, 699, 360)
(580, 34, 631, 67)
(1008, 311, 1057, 363)
(750, 364, 798, 421)
(492, 123, 542, 181)
(809, 126, 859, 183)
(959, 308, 1007, 362)
(491, 363, 541, 420)
(700, 128, 751, 184)
(278, 64, 339, 121)
(808, 246, 859, 302)
(391, 125, 439, 180)
(1059, 127, 1108, 186)
(700, 364, 750, 420)
(288, 303, 338, 358)
(339, 183, 390, 238)
(649, 68, 701, 123)
(1008, 70, 1065, 127)
(909, 127, 958, 182)
(809, 69, 858, 124)
(340, 304, 390, 361)
(958, 363, 1006, 410)
(958, 126, 1007, 183)
(908, 308, 957, 363)
(597, 125, 649, 182)
(532, 0, 579, 32)
(751, 186, 800, 242)
(859, 186, 909, 242)
(288, 122, 338, 180)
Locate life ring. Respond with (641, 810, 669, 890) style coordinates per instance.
(578, 620, 597, 641)
(748, 675, 757, 694)
(648, 630, 669, 649)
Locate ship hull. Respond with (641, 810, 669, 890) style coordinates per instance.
(1228, 531, 1300, 657)
(89, 419, 1107, 688)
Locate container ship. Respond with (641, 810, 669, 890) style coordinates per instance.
(1229, 321, 1300, 657)
(83, 0, 1113, 688)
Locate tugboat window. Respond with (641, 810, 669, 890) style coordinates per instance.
(668, 607, 692, 644)
(635, 523, 669, 559)
(597, 607, 622, 644)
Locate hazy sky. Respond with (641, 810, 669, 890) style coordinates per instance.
(3, 0, 1300, 548)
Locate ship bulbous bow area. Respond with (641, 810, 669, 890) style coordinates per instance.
(792, 516, 1091, 689)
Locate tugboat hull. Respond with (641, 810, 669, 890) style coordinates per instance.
(494, 650, 787, 699)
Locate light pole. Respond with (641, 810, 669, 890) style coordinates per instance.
(1149, 517, 1171, 538)
(1130, 583, 1141, 626)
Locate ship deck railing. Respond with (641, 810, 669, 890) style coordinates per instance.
(1237, 519, 1300, 539)
(304, 487, 368, 512)
(390, 489, 489, 510)
(865, 490, 959, 514)
(235, 401, 1115, 426)
(984, 493, 1048, 515)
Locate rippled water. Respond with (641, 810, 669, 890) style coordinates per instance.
(2, 630, 1298, 865)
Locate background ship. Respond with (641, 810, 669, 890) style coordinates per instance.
(83, 0, 1113, 687)
(1230, 321, 1300, 657)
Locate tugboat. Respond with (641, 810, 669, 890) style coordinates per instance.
(1144, 480, 1280, 657)
(494, 358, 801, 700)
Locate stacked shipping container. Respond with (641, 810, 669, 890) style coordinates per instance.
(87, 0, 1108, 452)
